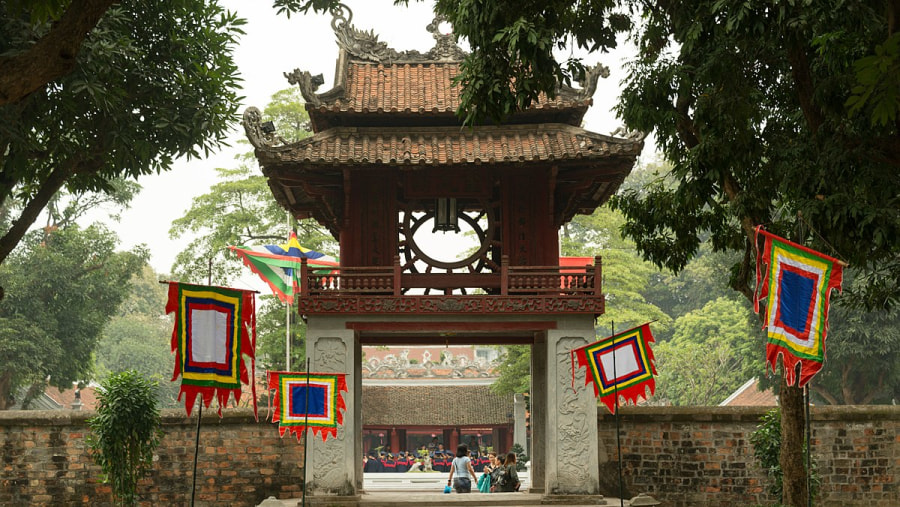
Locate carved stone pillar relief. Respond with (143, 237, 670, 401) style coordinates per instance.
(308, 335, 356, 496)
(545, 331, 601, 496)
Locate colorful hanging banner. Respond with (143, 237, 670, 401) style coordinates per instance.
(572, 323, 657, 414)
(753, 226, 844, 387)
(229, 231, 339, 305)
(267, 371, 348, 441)
(166, 282, 257, 418)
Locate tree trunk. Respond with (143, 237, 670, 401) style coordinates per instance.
(0, 371, 12, 410)
(780, 371, 809, 507)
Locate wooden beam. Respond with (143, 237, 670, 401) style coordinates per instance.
(347, 321, 558, 332)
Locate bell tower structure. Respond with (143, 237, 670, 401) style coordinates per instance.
(244, 6, 643, 503)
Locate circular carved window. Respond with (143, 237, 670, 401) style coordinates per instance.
(399, 199, 501, 275)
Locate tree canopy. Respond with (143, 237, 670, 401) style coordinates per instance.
(0, 0, 244, 288)
(653, 297, 762, 406)
(94, 264, 180, 408)
(612, 1, 899, 307)
(0, 223, 146, 409)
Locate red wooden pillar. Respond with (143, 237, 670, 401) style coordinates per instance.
(442, 428, 453, 451)
(390, 428, 399, 453)
(448, 427, 459, 451)
(492, 427, 503, 453)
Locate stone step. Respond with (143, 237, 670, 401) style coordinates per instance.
(259, 492, 625, 507)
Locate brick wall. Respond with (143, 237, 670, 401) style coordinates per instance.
(598, 406, 899, 507)
(0, 408, 305, 506)
(2, 406, 897, 506)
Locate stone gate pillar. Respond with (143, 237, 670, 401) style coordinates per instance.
(304, 317, 361, 501)
(540, 316, 601, 497)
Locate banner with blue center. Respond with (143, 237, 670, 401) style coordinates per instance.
(267, 371, 348, 441)
(572, 323, 657, 414)
(166, 282, 256, 418)
(754, 226, 844, 387)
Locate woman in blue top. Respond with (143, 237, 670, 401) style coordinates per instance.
(447, 444, 477, 493)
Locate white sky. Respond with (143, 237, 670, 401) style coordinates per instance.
(84, 0, 641, 276)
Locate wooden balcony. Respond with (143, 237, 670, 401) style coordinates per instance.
(296, 255, 605, 316)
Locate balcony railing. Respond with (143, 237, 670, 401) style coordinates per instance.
(299, 255, 602, 297)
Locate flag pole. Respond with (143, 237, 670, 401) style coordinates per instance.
(190, 258, 214, 507)
(286, 213, 292, 371)
(302, 357, 311, 507)
(286, 301, 291, 371)
(611, 321, 624, 507)
(805, 383, 812, 507)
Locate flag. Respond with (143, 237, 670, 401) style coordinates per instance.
(166, 282, 257, 418)
(267, 371, 348, 441)
(572, 323, 657, 414)
(229, 231, 339, 305)
(754, 226, 844, 387)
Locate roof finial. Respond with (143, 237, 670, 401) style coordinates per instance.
(424, 14, 466, 61)
(330, 3, 352, 31)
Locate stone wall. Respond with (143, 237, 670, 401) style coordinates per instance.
(598, 406, 899, 507)
(0, 408, 304, 506)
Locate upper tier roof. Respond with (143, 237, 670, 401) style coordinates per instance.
(284, 7, 608, 130)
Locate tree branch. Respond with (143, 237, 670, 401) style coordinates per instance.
(0, 163, 74, 265)
(786, 39, 824, 135)
(812, 384, 840, 405)
(0, 0, 118, 106)
(859, 374, 884, 405)
(673, 75, 701, 149)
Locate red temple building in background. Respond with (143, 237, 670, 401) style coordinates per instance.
(244, 6, 642, 503)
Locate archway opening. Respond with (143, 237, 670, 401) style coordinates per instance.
(357, 333, 534, 492)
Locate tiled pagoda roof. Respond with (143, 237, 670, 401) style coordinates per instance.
(292, 62, 603, 130)
(362, 384, 512, 426)
(248, 119, 641, 235)
(284, 8, 607, 130)
(253, 123, 642, 167)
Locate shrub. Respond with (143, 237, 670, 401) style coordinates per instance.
(510, 442, 528, 471)
(87, 370, 163, 506)
(750, 408, 818, 501)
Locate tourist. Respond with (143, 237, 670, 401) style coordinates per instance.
(488, 453, 502, 491)
(447, 444, 477, 493)
(477, 452, 496, 493)
(433, 451, 447, 472)
(495, 452, 520, 492)
(468, 436, 480, 454)
(383, 452, 396, 473)
(395, 451, 408, 473)
(477, 451, 490, 472)
(363, 452, 379, 473)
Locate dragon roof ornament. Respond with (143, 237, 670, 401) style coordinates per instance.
(330, 3, 466, 63)
(243, 106, 287, 150)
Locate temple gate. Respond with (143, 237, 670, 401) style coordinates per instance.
(244, 6, 642, 504)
